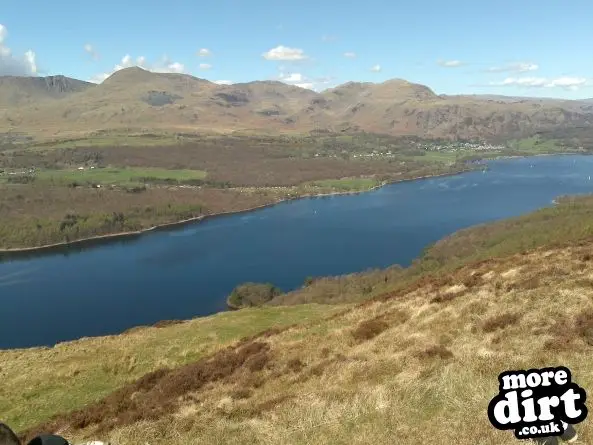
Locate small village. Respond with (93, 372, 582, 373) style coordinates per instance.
(413, 140, 506, 152)
(309, 140, 506, 160)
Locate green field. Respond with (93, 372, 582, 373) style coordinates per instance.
(303, 177, 381, 192)
(29, 133, 195, 150)
(506, 136, 565, 153)
(34, 167, 208, 186)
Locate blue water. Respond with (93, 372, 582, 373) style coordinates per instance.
(2, 155, 593, 349)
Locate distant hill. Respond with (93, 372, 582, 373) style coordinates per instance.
(0, 75, 94, 107)
(1, 67, 593, 141)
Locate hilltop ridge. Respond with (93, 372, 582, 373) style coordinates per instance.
(0, 74, 93, 107)
(2, 68, 593, 141)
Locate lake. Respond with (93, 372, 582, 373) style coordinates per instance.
(2, 154, 593, 349)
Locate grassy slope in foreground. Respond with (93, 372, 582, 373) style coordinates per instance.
(0, 305, 340, 434)
(10, 241, 593, 445)
(5, 194, 593, 443)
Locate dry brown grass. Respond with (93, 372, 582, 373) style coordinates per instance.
(414, 344, 455, 360)
(8, 243, 593, 445)
(481, 312, 522, 333)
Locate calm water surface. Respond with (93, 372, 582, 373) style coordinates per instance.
(2, 155, 593, 349)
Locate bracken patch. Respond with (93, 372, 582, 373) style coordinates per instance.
(462, 274, 482, 288)
(19, 340, 272, 443)
(351, 318, 390, 342)
(230, 388, 253, 400)
(243, 395, 295, 418)
(415, 345, 454, 360)
(430, 288, 466, 304)
(481, 312, 522, 333)
(153, 319, 185, 328)
(286, 358, 305, 373)
(574, 308, 593, 345)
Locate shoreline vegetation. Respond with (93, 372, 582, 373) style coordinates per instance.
(0, 150, 585, 258)
(0, 150, 587, 258)
(1, 131, 588, 254)
(0, 168, 470, 258)
(226, 283, 283, 310)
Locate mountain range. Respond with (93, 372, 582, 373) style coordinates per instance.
(1, 67, 593, 141)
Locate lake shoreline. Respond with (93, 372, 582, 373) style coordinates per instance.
(2, 151, 586, 257)
(489, 151, 585, 161)
(0, 167, 471, 257)
(4, 152, 593, 350)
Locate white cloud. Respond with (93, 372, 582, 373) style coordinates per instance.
(90, 73, 111, 83)
(262, 45, 308, 61)
(279, 72, 304, 82)
(0, 24, 38, 76)
(549, 77, 589, 88)
(277, 71, 335, 91)
(84, 44, 99, 60)
(370, 64, 381, 72)
(214, 80, 233, 85)
(199, 63, 212, 70)
(198, 48, 211, 57)
(159, 61, 185, 73)
(24, 50, 36, 74)
(343, 52, 356, 58)
(437, 59, 463, 67)
(294, 82, 315, 89)
(321, 35, 337, 42)
(114, 54, 145, 71)
(489, 76, 589, 90)
(89, 54, 186, 83)
(486, 62, 539, 73)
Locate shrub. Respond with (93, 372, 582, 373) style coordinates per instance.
(227, 282, 282, 309)
(303, 276, 316, 287)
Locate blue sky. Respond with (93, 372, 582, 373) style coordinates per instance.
(1, 0, 592, 99)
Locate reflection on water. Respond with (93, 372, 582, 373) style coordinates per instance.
(2, 155, 593, 349)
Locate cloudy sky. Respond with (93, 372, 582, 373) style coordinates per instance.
(1, 0, 592, 99)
